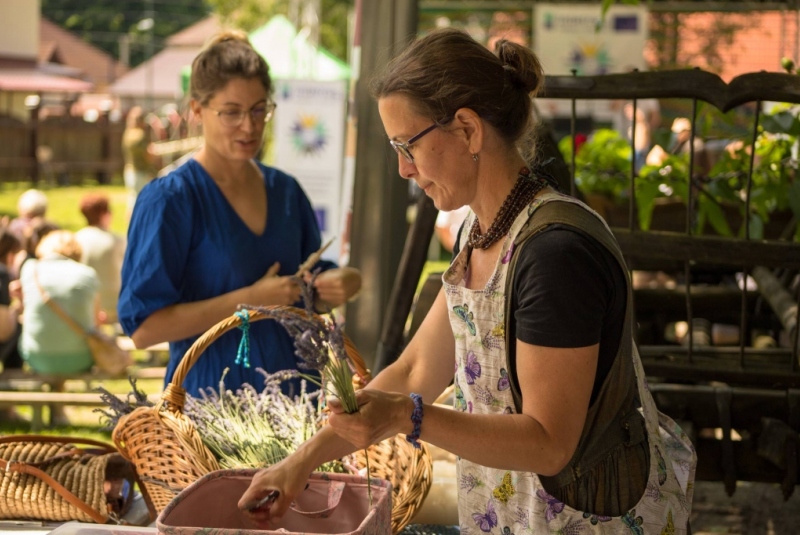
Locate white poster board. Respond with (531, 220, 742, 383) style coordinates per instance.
(273, 79, 347, 262)
(534, 3, 649, 121)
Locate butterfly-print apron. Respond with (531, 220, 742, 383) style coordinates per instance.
(443, 191, 696, 534)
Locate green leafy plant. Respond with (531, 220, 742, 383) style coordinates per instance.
(560, 108, 800, 240)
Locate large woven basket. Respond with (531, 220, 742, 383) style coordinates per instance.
(112, 306, 432, 534)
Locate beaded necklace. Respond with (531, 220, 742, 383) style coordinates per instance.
(467, 166, 548, 250)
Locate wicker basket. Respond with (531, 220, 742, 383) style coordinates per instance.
(112, 306, 432, 534)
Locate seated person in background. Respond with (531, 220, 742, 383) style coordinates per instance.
(8, 189, 48, 243)
(19, 230, 100, 376)
(75, 193, 126, 324)
(14, 218, 60, 276)
(0, 228, 23, 371)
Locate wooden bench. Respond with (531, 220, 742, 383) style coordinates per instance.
(0, 390, 162, 431)
(0, 367, 167, 391)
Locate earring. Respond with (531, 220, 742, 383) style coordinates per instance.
(472, 153, 479, 162)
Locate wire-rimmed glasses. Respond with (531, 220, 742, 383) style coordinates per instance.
(208, 101, 277, 128)
(390, 122, 440, 163)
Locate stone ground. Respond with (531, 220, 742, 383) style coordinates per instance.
(691, 481, 800, 534)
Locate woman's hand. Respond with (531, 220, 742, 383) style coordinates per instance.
(313, 267, 362, 308)
(250, 262, 302, 305)
(327, 389, 414, 449)
(238, 454, 315, 528)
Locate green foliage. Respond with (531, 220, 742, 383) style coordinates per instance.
(41, 0, 210, 67)
(560, 106, 800, 240)
(206, 0, 353, 61)
(558, 129, 632, 198)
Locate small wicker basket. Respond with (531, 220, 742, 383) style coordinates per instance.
(112, 306, 432, 534)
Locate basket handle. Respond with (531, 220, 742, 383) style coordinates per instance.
(0, 456, 108, 523)
(161, 306, 371, 412)
(0, 434, 117, 453)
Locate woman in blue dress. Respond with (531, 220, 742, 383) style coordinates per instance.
(118, 31, 361, 397)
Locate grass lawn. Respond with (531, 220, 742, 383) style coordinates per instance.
(0, 180, 130, 236)
(0, 180, 450, 440)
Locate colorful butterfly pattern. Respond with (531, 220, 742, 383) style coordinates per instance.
(454, 382, 467, 412)
(443, 192, 695, 535)
(453, 303, 477, 336)
(622, 510, 645, 535)
(497, 368, 510, 391)
(536, 489, 565, 523)
(472, 500, 498, 533)
(464, 351, 482, 384)
(501, 242, 515, 264)
(492, 472, 516, 505)
(582, 512, 612, 525)
(660, 510, 675, 535)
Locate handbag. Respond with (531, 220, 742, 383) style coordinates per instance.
(33, 269, 131, 376)
(0, 435, 142, 523)
(157, 470, 392, 535)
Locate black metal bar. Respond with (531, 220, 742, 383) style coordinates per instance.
(686, 98, 698, 363)
(629, 98, 637, 232)
(374, 193, 439, 373)
(570, 69, 577, 198)
(741, 101, 761, 367)
(688, 98, 697, 235)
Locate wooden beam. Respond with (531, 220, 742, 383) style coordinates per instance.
(613, 229, 800, 269)
(634, 287, 760, 324)
(541, 71, 800, 111)
(642, 357, 800, 387)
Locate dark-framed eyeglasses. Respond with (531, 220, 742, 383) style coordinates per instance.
(390, 122, 440, 164)
(207, 101, 277, 128)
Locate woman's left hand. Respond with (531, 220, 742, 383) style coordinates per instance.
(327, 389, 414, 449)
(312, 267, 361, 308)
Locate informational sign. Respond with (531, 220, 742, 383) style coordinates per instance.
(273, 79, 348, 262)
(534, 3, 649, 121)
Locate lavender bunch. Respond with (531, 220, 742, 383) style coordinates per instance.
(94, 377, 155, 430)
(184, 368, 342, 472)
(240, 272, 360, 414)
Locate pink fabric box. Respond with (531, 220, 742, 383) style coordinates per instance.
(157, 470, 392, 535)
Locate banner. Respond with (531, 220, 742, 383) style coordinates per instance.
(273, 79, 348, 262)
(534, 3, 649, 121)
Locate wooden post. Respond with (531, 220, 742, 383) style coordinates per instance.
(344, 0, 418, 368)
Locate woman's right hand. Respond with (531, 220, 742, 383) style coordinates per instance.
(249, 262, 302, 305)
(238, 455, 314, 528)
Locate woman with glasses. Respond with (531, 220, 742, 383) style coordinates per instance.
(241, 28, 695, 534)
(119, 31, 361, 396)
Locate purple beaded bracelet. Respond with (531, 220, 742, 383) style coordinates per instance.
(407, 393, 424, 449)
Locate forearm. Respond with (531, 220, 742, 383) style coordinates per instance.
(294, 425, 361, 472)
(130, 286, 253, 348)
(411, 404, 572, 476)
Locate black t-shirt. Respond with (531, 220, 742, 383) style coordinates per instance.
(453, 224, 627, 405)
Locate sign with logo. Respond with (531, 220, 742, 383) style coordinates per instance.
(534, 3, 649, 76)
(273, 79, 347, 262)
(533, 3, 649, 122)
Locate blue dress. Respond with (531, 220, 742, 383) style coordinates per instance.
(118, 159, 335, 397)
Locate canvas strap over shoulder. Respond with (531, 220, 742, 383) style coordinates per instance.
(502, 198, 634, 412)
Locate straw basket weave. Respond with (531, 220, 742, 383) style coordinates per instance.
(112, 306, 433, 534)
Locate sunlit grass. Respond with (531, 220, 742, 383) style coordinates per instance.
(0, 180, 129, 235)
